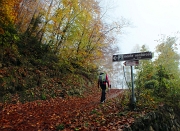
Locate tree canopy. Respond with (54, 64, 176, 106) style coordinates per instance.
(0, 0, 124, 99)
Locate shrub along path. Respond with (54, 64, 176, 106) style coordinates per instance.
(0, 88, 137, 131)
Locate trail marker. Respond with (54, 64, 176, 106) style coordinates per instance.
(112, 51, 152, 62)
(112, 51, 153, 110)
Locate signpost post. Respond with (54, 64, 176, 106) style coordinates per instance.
(112, 51, 153, 110)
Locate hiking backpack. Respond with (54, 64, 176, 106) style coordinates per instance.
(98, 73, 106, 83)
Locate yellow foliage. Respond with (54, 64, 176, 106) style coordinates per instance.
(0, 0, 22, 24)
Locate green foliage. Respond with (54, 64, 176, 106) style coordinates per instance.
(155, 36, 180, 77)
(0, 20, 18, 41)
(153, 65, 170, 97)
(41, 92, 46, 100)
(1, 93, 12, 103)
(144, 79, 159, 89)
(135, 37, 180, 108)
(91, 109, 99, 115)
(56, 124, 65, 130)
(136, 89, 158, 109)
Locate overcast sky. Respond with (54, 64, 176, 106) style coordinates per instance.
(101, 0, 180, 54)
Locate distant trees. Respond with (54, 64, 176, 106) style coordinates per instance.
(135, 37, 180, 107)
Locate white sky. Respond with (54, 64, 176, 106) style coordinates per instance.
(101, 0, 180, 54)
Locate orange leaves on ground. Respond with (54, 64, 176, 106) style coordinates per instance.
(0, 89, 137, 130)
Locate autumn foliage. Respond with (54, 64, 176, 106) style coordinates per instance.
(0, 0, 118, 97)
(0, 1, 127, 130)
(1, 0, 180, 130)
(0, 0, 22, 24)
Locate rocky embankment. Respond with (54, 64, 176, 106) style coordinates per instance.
(124, 105, 180, 131)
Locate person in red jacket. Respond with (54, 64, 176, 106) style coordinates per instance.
(98, 72, 110, 103)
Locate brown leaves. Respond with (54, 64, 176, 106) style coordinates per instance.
(0, 89, 138, 130)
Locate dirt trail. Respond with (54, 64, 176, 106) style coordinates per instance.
(77, 89, 123, 112)
(0, 89, 124, 130)
(106, 89, 124, 99)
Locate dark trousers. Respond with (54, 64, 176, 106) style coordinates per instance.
(100, 84, 106, 102)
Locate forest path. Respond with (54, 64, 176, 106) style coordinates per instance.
(0, 89, 124, 130)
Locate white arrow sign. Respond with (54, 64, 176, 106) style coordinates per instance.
(124, 60, 139, 66)
(113, 55, 118, 61)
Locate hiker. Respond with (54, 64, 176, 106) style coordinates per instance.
(98, 72, 110, 103)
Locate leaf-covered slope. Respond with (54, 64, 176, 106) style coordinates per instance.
(0, 89, 137, 131)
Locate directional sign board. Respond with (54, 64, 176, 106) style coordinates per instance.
(124, 60, 139, 66)
(112, 51, 152, 62)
